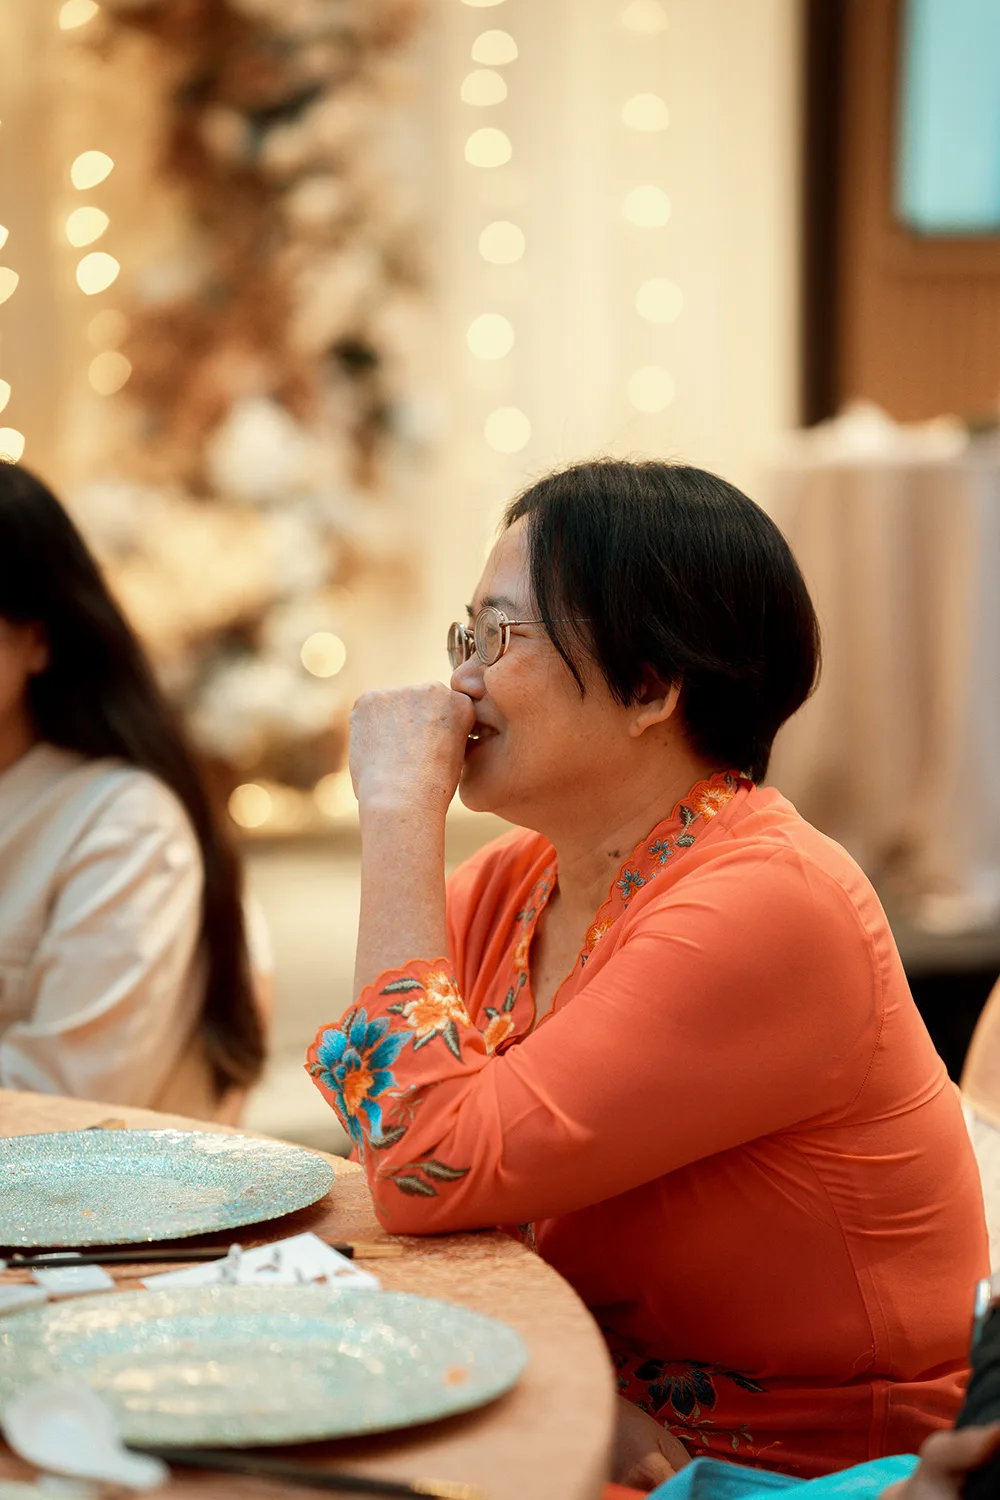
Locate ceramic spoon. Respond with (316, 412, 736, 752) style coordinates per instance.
(2, 1378, 167, 1491)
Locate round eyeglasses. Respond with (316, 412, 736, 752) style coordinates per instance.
(447, 606, 544, 671)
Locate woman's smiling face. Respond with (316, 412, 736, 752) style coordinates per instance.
(450, 518, 637, 827)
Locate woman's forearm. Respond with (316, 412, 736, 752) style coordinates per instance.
(353, 803, 450, 1002)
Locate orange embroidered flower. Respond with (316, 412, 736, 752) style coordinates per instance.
(688, 783, 736, 820)
(513, 925, 533, 974)
(483, 1011, 517, 1054)
(585, 916, 615, 952)
(339, 1058, 374, 1116)
(398, 971, 470, 1040)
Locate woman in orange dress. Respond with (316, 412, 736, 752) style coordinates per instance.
(307, 460, 987, 1486)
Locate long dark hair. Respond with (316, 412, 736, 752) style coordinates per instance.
(0, 464, 264, 1096)
(507, 459, 821, 783)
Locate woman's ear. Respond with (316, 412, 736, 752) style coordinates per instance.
(629, 672, 682, 738)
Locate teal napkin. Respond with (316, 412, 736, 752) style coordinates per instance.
(647, 1454, 919, 1500)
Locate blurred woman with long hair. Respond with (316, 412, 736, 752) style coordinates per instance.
(0, 464, 265, 1116)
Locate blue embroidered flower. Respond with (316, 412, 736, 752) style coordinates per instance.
(310, 1008, 410, 1154)
(648, 839, 673, 865)
(616, 867, 646, 901)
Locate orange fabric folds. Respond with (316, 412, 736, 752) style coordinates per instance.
(307, 775, 988, 1478)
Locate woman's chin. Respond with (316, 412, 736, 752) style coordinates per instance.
(458, 761, 504, 816)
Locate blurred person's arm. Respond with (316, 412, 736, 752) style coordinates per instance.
(0, 772, 205, 1106)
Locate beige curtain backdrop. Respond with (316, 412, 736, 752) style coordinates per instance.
(767, 430, 1000, 932)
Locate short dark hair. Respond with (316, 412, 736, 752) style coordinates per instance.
(504, 459, 820, 783)
(0, 464, 264, 1096)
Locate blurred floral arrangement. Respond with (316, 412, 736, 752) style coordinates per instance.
(65, 0, 427, 819)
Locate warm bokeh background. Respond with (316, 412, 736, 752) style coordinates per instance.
(1, 0, 998, 1147)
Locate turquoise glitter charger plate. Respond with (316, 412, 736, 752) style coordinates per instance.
(0, 1285, 529, 1445)
(0, 1130, 335, 1247)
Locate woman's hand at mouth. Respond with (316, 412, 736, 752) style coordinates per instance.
(349, 682, 477, 818)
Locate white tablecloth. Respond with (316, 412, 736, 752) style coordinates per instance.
(765, 415, 1000, 934)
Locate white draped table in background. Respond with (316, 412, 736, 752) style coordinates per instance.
(765, 409, 1000, 936)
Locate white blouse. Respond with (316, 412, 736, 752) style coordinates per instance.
(0, 742, 216, 1114)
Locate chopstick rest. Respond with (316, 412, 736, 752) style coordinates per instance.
(132, 1446, 486, 1499)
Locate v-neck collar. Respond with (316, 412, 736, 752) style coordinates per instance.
(497, 771, 751, 1044)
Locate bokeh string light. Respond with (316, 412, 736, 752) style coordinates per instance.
(65, 206, 109, 247)
(484, 406, 531, 453)
(300, 631, 347, 679)
(462, 6, 528, 460)
(636, 277, 683, 324)
(76, 251, 120, 296)
(471, 30, 518, 65)
(622, 184, 671, 228)
(621, 0, 669, 34)
(88, 350, 131, 395)
(0, 194, 24, 459)
(58, 0, 99, 30)
(621, 93, 669, 132)
(467, 313, 515, 360)
(63, 61, 129, 399)
(228, 783, 273, 831)
(70, 151, 113, 190)
(479, 220, 525, 265)
(461, 69, 508, 106)
(622, 5, 677, 419)
(464, 126, 512, 168)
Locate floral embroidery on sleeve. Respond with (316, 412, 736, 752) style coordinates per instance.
(383, 969, 471, 1059)
(482, 971, 526, 1053)
(306, 960, 482, 1216)
(307, 1007, 410, 1156)
(375, 1154, 471, 1199)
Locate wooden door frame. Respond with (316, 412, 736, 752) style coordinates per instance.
(801, 0, 1000, 423)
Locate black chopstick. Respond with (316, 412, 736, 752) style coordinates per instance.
(8, 1241, 403, 1269)
(130, 1446, 484, 1499)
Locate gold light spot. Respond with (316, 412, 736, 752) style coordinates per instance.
(301, 631, 347, 678)
(88, 351, 131, 395)
(465, 127, 512, 168)
(622, 93, 669, 131)
(87, 308, 128, 350)
(76, 251, 119, 295)
(471, 30, 518, 65)
(70, 151, 113, 190)
(314, 770, 355, 820)
(59, 0, 99, 28)
(229, 783, 272, 829)
(0, 428, 25, 463)
(635, 277, 683, 323)
(627, 366, 675, 413)
(484, 407, 530, 453)
(479, 220, 525, 263)
(622, 185, 671, 227)
(65, 206, 109, 247)
(467, 313, 514, 359)
(0, 268, 19, 305)
(461, 69, 508, 106)
(0, 382, 10, 415)
(621, 0, 669, 33)
(0, 226, 8, 250)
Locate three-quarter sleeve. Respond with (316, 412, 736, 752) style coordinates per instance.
(0, 773, 205, 1105)
(307, 847, 880, 1232)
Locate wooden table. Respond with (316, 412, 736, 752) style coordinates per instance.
(0, 1091, 615, 1500)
